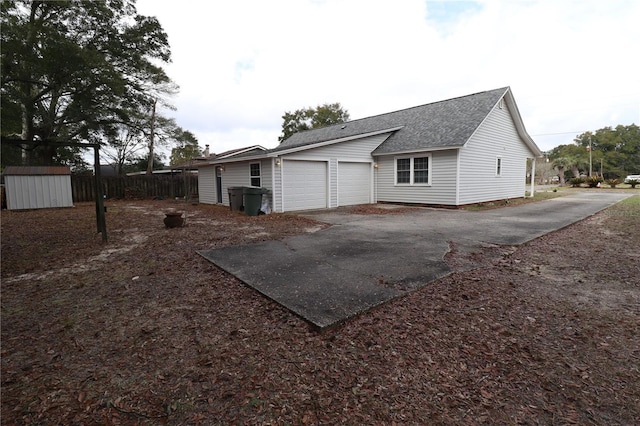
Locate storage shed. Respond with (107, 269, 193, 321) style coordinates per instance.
(3, 166, 74, 210)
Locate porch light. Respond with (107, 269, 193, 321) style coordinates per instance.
(275, 159, 281, 166)
(373, 163, 379, 169)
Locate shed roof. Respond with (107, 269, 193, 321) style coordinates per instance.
(274, 87, 541, 157)
(3, 166, 71, 176)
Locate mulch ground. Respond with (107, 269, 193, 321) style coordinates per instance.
(1, 196, 639, 425)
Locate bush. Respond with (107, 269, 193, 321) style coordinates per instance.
(570, 177, 585, 187)
(605, 178, 620, 188)
(627, 179, 639, 188)
(586, 176, 604, 188)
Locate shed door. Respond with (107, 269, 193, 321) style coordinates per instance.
(282, 160, 327, 211)
(338, 162, 371, 206)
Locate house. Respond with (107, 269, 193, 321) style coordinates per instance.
(197, 87, 543, 211)
(2, 166, 74, 210)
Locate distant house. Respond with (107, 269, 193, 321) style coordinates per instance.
(2, 166, 73, 210)
(197, 87, 543, 211)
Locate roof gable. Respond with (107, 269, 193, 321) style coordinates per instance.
(273, 87, 541, 157)
(274, 88, 509, 154)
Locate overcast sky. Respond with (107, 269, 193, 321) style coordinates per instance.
(135, 0, 640, 157)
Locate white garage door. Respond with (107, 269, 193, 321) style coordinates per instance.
(338, 162, 371, 206)
(282, 160, 327, 211)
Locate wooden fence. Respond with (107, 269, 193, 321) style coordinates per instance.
(71, 174, 198, 202)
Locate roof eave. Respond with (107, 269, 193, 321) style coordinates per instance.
(372, 144, 463, 156)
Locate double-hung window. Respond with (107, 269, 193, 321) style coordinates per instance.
(250, 163, 261, 186)
(395, 155, 431, 185)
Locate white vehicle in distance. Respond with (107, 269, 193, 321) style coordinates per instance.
(624, 174, 640, 183)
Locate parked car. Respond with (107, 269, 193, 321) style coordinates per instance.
(624, 175, 640, 183)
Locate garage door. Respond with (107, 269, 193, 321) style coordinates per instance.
(338, 162, 371, 206)
(282, 160, 327, 211)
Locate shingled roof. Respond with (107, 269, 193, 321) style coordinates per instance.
(274, 87, 536, 156)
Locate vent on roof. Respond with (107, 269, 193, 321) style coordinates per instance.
(341, 125, 347, 129)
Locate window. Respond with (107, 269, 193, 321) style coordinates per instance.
(250, 163, 261, 186)
(496, 157, 502, 176)
(395, 155, 431, 185)
(396, 158, 411, 184)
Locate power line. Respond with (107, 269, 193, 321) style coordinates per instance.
(532, 131, 587, 136)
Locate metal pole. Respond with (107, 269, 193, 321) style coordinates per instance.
(589, 136, 593, 177)
(94, 146, 107, 242)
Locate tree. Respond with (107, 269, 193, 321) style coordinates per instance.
(127, 153, 166, 174)
(548, 143, 589, 182)
(1, 0, 173, 166)
(170, 130, 201, 165)
(100, 124, 148, 176)
(574, 125, 640, 178)
(278, 102, 350, 142)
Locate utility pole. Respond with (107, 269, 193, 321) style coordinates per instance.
(588, 135, 593, 177)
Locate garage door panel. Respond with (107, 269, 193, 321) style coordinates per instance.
(338, 162, 370, 206)
(283, 160, 327, 211)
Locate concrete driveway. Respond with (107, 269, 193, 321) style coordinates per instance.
(198, 191, 630, 328)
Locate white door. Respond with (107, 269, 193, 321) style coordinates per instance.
(338, 162, 371, 206)
(282, 160, 328, 211)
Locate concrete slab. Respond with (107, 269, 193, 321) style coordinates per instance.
(198, 191, 630, 328)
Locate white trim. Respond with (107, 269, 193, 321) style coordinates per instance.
(375, 145, 461, 156)
(455, 149, 461, 205)
(249, 162, 261, 186)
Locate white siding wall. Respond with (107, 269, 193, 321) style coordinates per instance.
(198, 166, 216, 204)
(218, 159, 273, 207)
(283, 133, 390, 160)
(5, 175, 73, 210)
(458, 101, 531, 205)
(375, 149, 458, 205)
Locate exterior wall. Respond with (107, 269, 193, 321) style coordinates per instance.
(5, 175, 73, 210)
(457, 101, 532, 205)
(198, 166, 216, 204)
(375, 149, 458, 205)
(273, 133, 390, 211)
(217, 159, 274, 210)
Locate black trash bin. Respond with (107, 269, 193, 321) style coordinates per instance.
(243, 187, 268, 216)
(228, 187, 244, 211)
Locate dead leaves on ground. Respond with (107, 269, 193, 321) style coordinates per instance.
(1, 199, 639, 424)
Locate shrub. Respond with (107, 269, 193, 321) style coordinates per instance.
(586, 176, 604, 188)
(627, 179, 639, 188)
(605, 178, 620, 188)
(570, 177, 585, 187)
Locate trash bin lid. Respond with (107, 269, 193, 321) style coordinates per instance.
(243, 186, 265, 194)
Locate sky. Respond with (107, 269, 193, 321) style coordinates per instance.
(135, 0, 640, 157)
